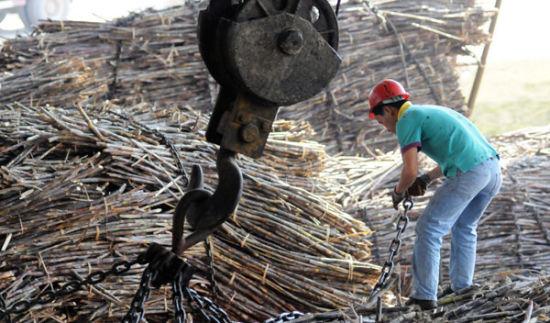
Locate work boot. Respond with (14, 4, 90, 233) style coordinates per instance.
(438, 285, 454, 298)
(455, 283, 481, 295)
(439, 283, 481, 298)
(405, 297, 437, 310)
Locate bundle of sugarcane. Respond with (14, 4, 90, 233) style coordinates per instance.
(0, 6, 212, 108)
(289, 273, 550, 322)
(0, 20, 111, 70)
(0, 57, 112, 106)
(492, 126, 550, 161)
(0, 19, 121, 106)
(317, 153, 403, 209)
(0, 102, 378, 322)
(0, 1, 497, 155)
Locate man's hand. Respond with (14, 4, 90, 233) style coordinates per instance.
(407, 174, 431, 196)
(391, 187, 406, 210)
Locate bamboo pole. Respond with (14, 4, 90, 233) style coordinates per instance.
(466, 0, 503, 115)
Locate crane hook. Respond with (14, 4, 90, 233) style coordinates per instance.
(172, 148, 243, 256)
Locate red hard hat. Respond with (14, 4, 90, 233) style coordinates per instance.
(368, 79, 410, 119)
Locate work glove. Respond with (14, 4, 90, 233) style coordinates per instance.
(391, 187, 407, 210)
(407, 174, 431, 196)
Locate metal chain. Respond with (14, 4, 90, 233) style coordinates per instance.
(1, 243, 233, 323)
(369, 198, 413, 300)
(122, 265, 154, 323)
(107, 111, 189, 187)
(204, 236, 220, 302)
(264, 311, 305, 323)
(172, 271, 187, 323)
(0, 258, 141, 320)
(184, 287, 231, 323)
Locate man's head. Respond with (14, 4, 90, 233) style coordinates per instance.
(371, 102, 403, 133)
(368, 79, 410, 133)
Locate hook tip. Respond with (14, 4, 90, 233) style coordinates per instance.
(189, 164, 204, 189)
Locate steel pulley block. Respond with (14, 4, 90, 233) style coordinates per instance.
(222, 12, 340, 105)
(198, 0, 341, 158)
(199, 0, 340, 104)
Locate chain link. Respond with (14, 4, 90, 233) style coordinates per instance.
(122, 265, 154, 323)
(204, 236, 221, 303)
(264, 311, 305, 323)
(0, 258, 140, 321)
(369, 198, 413, 299)
(121, 242, 231, 323)
(1, 244, 234, 323)
(184, 287, 231, 323)
(172, 271, 187, 323)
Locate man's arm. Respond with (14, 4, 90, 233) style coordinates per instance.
(395, 147, 418, 194)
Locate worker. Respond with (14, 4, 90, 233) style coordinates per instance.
(368, 79, 502, 310)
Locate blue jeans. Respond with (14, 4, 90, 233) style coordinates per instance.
(411, 158, 502, 300)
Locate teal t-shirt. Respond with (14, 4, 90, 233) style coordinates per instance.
(396, 104, 498, 178)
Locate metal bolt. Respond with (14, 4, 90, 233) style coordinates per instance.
(238, 113, 252, 124)
(240, 124, 260, 143)
(278, 29, 304, 55)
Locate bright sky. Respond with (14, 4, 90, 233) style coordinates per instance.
(489, 0, 550, 61)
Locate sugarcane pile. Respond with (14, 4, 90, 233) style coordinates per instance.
(0, 9, 211, 109)
(0, 0, 497, 155)
(0, 102, 380, 322)
(1, 0, 547, 322)
(2, 106, 547, 322)
(291, 273, 550, 322)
